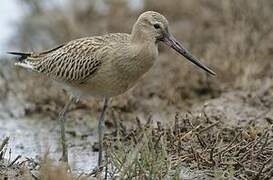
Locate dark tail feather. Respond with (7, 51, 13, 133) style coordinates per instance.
(7, 52, 31, 62)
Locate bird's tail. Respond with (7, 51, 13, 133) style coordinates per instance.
(8, 44, 64, 70)
(7, 51, 32, 62)
(7, 51, 34, 69)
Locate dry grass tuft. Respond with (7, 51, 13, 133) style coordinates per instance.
(0, 141, 88, 180)
(104, 110, 273, 179)
(0, 137, 32, 180)
(38, 153, 73, 180)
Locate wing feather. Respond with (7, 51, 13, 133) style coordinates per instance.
(9, 33, 130, 84)
(30, 37, 106, 83)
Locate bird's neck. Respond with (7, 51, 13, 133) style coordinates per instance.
(130, 23, 156, 44)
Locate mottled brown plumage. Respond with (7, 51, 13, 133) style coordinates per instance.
(10, 11, 215, 98)
(8, 11, 215, 168)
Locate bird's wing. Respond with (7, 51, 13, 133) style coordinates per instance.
(10, 37, 111, 84)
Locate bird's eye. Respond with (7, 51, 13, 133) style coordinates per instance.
(153, 24, 160, 29)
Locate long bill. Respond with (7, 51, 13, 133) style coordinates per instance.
(163, 34, 216, 76)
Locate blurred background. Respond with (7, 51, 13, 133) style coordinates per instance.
(0, 0, 273, 175)
(1, 0, 273, 113)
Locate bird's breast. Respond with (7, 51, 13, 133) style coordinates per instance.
(68, 42, 158, 98)
(124, 43, 158, 78)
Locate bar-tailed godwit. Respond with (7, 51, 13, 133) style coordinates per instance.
(8, 11, 215, 168)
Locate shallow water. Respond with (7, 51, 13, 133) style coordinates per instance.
(0, 115, 98, 173)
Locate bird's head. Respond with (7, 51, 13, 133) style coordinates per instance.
(132, 11, 216, 76)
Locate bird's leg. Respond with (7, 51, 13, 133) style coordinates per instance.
(98, 98, 109, 167)
(59, 96, 75, 163)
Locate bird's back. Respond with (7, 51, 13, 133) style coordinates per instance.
(13, 33, 131, 84)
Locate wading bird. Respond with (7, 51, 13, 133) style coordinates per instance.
(8, 11, 215, 168)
